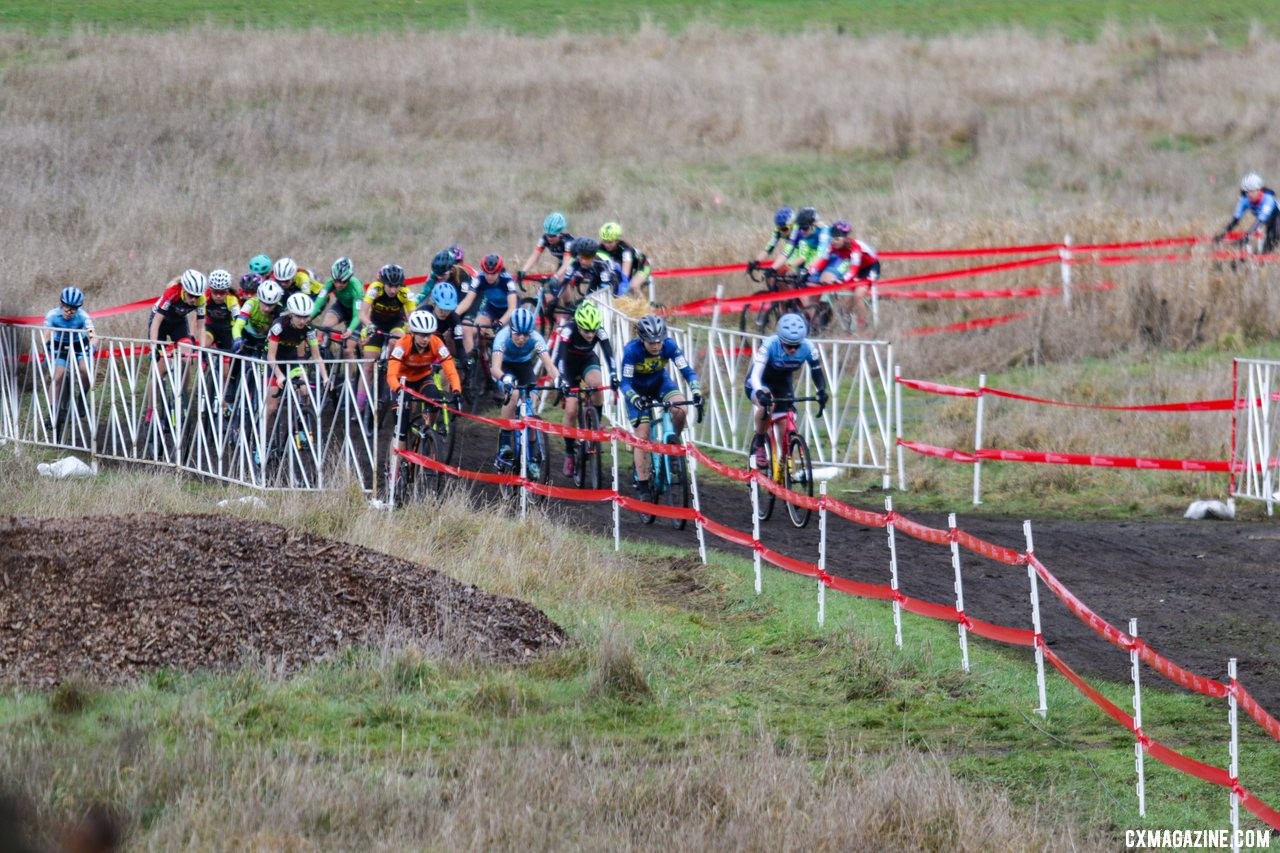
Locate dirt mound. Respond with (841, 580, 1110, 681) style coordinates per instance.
(0, 514, 567, 687)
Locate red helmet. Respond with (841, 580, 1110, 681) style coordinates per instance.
(481, 253, 504, 275)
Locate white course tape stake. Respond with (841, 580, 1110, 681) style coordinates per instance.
(817, 480, 828, 628)
(1229, 657, 1241, 853)
(750, 471, 762, 595)
(611, 432, 621, 552)
(1131, 617, 1146, 818)
(972, 373, 986, 506)
(686, 441, 707, 565)
(886, 495, 903, 649)
(1024, 520, 1049, 717)
(949, 513, 970, 673)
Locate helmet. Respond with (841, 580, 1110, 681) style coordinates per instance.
(331, 256, 353, 282)
(431, 250, 454, 277)
(272, 257, 298, 283)
(1242, 172, 1264, 192)
(796, 207, 818, 230)
(480, 253, 505, 275)
(543, 212, 567, 235)
(830, 220, 852, 237)
(449, 244, 465, 265)
(510, 307, 536, 335)
(776, 312, 808, 345)
(249, 254, 272, 276)
(599, 221, 623, 242)
(430, 282, 459, 311)
(180, 269, 207, 297)
(774, 207, 795, 228)
(635, 314, 666, 343)
(407, 310, 438, 335)
(573, 237, 600, 258)
(60, 286, 85, 308)
(286, 293, 313, 316)
(257, 281, 284, 306)
(574, 300, 603, 332)
(379, 263, 405, 287)
(239, 272, 262, 295)
(208, 269, 233, 291)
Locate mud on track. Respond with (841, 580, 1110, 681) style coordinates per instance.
(450, 417, 1280, 709)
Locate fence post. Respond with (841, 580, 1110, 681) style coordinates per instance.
(1228, 657, 1240, 853)
(885, 495, 903, 648)
(869, 282, 880, 328)
(1023, 521, 1049, 717)
(750, 472, 762, 595)
(949, 513, 970, 673)
(1060, 233, 1073, 308)
(817, 480, 828, 628)
(1229, 358, 1239, 499)
(972, 373, 986, 506)
(894, 365, 906, 491)
(686, 440, 707, 565)
(1131, 617, 1146, 818)
(519, 415, 528, 520)
(611, 431, 621, 552)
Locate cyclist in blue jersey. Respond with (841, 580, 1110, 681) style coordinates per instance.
(1215, 172, 1278, 254)
(42, 286, 97, 424)
(618, 314, 702, 502)
(458, 253, 519, 362)
(744, 313, 829, 468)
(490, 307, 567, 467)
(748, 206, 797, 272)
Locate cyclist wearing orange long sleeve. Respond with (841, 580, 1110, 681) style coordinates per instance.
(386, 311, 463, 467)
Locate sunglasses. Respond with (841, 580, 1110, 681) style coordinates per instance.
(782, 342, 800, 352)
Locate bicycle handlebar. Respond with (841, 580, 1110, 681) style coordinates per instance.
(637, 396, 704, 425)
(767, 395, 825, 418)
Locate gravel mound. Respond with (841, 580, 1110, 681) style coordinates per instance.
(0, 514, 567, 687)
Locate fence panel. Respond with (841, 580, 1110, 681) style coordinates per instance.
(1233, 358, 1280, 514)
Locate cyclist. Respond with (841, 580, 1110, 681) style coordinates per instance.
(247, 254, 273, 282)
(427, 281, 466, 360)
(311, 256, 365, 359)
(1215, 172, 1278, 254)
(809, 220, 881, 330)
(774, 206, 830, 320)
(148, 269, 207, 380)
(357, 263, 417, 412)
(42, 286, 97, 425)
(490, 306, 566, 468)
(518, 212, 576, 292)
(745, 312, 829, 469)
(385, 310, 464, 473)
(264, 293, 329, 444)
(272, 257, 323, 300)
(545, 238, 622, 327)
(748, 207, 797, 270)
(422, 248, 476, 300)
(203, 269, 241, 353)
(457, 253, 519, 366)
(554, 300, 617, 477)
(597, 222, 652, 298)
(232, 280, 285, 358)
(619, 314, 702, 502)
(237, 272, 263, 301)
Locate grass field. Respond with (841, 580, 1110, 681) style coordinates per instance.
(1, 0, 1276, 42)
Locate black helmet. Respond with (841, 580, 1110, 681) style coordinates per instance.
(573, 237, 600, 258)
(379, 264, 405, 287)
(431, 250, 454, 277)
(796, 207, 818, 230)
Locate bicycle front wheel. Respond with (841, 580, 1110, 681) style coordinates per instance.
(755, 438, 776, 522)
(579, 404, 603, 490)
(783, 433, 813, 528)
(662, 440, 691, 531)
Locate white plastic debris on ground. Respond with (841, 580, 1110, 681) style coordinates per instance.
(1183, 499, 1235, 520)
(36, 457, 98, 478)
(367, 498, 393, 511)
(216, 496, 267, 509)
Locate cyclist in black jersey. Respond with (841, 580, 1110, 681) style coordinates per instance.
(553, 300, 617, 478)
(518, 211, 576, 292)
(265, 293, 330, 440)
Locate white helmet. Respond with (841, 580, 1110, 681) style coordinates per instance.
(286, 292, 314, 316)
(1242, 173, 1264, 192)
(208, 269, 233, 291)
(273, 257, 298, 282)
(180, 269, 207, 297)
(257, 280, 285, 305)
(407, 310, 438, 335)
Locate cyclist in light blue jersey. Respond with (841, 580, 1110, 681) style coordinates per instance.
(42, 286, 97, 422)
(490, 306, 566, 466)
(744, 312, 829, 468)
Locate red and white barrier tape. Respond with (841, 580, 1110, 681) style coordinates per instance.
(897, 377, 1239, 412)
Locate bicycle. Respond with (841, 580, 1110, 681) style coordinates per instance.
(561, 383, 613, 490)
(42, 333, 94, 447)
(633, 397, 702, 530)
(739, 266, 812, 334)
(264, 366, 325, 487)
(751, 395, 821, 528)
(495, 382, 553, 503)
(388, 381, 450, 505)
(458, 319, 497, 413)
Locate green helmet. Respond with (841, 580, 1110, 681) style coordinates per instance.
(249, 254, 272, 276)
(574, 300, 603, 332)
(599, 221, 623, 242)
(543, 212, 567, 236)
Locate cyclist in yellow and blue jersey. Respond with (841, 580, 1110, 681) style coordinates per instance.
(356, 263, 417, 412)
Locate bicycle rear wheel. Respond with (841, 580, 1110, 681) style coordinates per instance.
(755, 437, 776, 521)
(783, 433, 814, 528)
(527, 424, 551, 505)
(662, 439, 690, 531)
(580, 404, 603, 490)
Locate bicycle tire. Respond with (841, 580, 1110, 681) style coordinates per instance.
(639, 456, 658, 525)
(528, 424, 551, 504)
(783, 433, 814, 528)
(663, 434, 690, 531)
(755, 437, 776, 521)
(738, 291, 778, 334)
(582, 404, 602, 490)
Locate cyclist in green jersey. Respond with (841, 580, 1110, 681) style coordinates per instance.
(311, 256, 364, 358)
(232, 280, 285, 357)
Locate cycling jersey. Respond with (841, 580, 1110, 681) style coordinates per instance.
(267, 319, 318, 359)
(152, 283, 206, 321)
(746, 336, 827, 400)
(760, 226, 791, 257)
(425, 265, 476, 294)
(782, 223, 832, 269)
(280, 271, 323, 300)
(558, 257, 623, 298)
(313, 277, 365, 328)
(555, 322, 617, 383)
(386, 334, 461, 393)
(233, 298, 281, 341)
(533, 232, 576, 265)
(619, 338, 698, 400)
(43, 307, 94, 364)
(598, 240, 649, 275)
(205, 293, 241, 330)
(1223, 188, 1279, 252)
(473, 272, 519, 316)
(492, 326, 549, 364)
(812, 238, 881, 281)
(363, 283, 417, 330)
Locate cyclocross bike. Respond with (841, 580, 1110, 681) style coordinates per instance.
(752, 395, 822, 528)
(634, 397, 702, 530)
(388, 374, 453, 506)
(561, 383, 613, 490)
(495, 381, 552, 503)
(740, 266, 838, 336)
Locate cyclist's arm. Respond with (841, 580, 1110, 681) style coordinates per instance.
(490, 350, 505, 381)
(358, 292, 374, 329)
(537, 350, 560, 385)
(747, 345, 769, 394)
(266, 338, 285, 382)
(456, 286, 477, 316)
(148, 310, 164, 342)
(500, 290, 518, 326)
(598, 336, 617, 387)
(386, 352, 405, 390)
(310, 283, 332, 320)
(520, 245, 542, 276)
(669, 341, 699, 388)
(304, 331, 328, 382)
(438, 348, 462, 394)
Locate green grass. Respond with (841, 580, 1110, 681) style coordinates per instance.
(1, 511, 1276, 842)
(0, 0, 1273, 42)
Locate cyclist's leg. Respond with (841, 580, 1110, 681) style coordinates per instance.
(358, 327, 386, 410)
(628, 397, 653, 484)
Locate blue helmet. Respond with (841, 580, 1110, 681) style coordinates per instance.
(60, 286, 85, 308)
(431, 282, 459, 311)
(510, 307, 536, 335)
(774, 207, 795, 228)
(777, 312, 808, 345)
(543, 212, 567, 235)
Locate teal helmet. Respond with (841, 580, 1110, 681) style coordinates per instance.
(543, 212, 567, 236)
(249, 254, 272, 276)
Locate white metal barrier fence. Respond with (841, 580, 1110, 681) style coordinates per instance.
(1233, 357, 1280, 515)
(0, 325, 380, 493)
